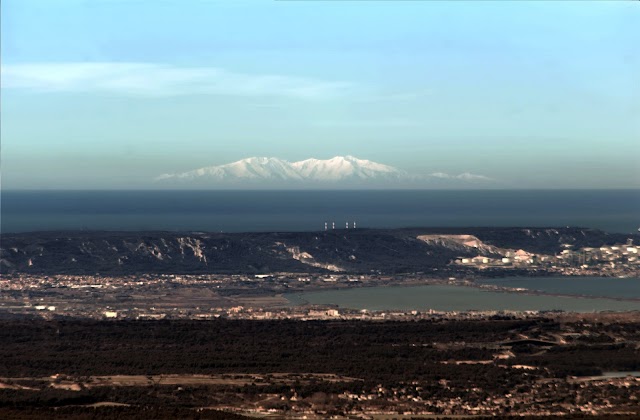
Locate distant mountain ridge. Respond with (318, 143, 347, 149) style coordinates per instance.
(156, 155, 493, 188)
(1, 227, 634, 275)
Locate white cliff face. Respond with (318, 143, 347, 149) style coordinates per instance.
(417, 234, 503, 255)
(177, 237, 208, 263)
(282, 244, 344, 272)
(156, 155, 492, 187)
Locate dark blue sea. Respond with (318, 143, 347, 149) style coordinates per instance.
(1, 190, 638, 233)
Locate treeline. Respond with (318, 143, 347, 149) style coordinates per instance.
(513, 343, 640, 377)
(1, 319, 638, 382)
(0, 319, 542, 383)
(1, 406, 638, 420)
(0, 406, 249, 420)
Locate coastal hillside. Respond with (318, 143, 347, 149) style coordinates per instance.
(1, 227, 636, 275)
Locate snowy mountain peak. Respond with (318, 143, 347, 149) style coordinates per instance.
(156, 156, 494, 188)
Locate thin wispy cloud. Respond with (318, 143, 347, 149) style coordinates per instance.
(346, 89, 434, 103)
(1, 62, 352, 99)
(428, 172, 495, 182)
(313, 118, 424, 128)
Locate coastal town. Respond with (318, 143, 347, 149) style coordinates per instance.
(451, 236, 639, 274)
(1, 236, 638, 321)
(1, 232, 639, 418)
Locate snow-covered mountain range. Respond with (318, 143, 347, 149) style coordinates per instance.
(156, 156, 493, 188)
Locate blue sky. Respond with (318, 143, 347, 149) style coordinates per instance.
(1, 0, 638, 189)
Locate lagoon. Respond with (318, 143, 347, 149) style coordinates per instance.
(477, 276, 640, 299)
(286, 284, 640, 312)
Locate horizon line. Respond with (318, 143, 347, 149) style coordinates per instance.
(3, 188, 640, 192)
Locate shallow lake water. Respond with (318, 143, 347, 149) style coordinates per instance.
(477, 276, 640, 299)
(286, 284, 640, 312)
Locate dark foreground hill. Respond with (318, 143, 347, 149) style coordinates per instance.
(1, 227, 635, 275)
(1, 318, 640, 417)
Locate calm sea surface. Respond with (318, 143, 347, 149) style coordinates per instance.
(2, 190, 639, 233)
(285, 283, 640, 312)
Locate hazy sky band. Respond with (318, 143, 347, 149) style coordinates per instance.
(1, 0, 638, 189)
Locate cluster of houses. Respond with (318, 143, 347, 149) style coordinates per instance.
(576, 240, 638, 265)
(456, 249, 540, 267)
(455, 239, 639, 270)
